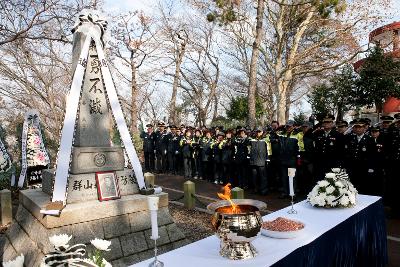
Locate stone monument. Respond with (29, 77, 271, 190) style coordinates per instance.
(1, 10, 187, 266)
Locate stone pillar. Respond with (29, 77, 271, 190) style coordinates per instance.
(231, 187, 244, 199)
(183, 181, 195, 209)
(144, 173, 155, 188)
(0, 189, 12, 225)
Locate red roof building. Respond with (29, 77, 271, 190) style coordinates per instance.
(354, 22, 400, 114)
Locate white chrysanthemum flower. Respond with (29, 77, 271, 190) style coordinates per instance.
(348, 193, 356, 204)
(326, 195, 336, 205)
(325, 173, 336, 179)
(331, 168, 341, 173)
(49, 234, 72, 249)
(315, 195, 326, 206)
(102, 258, 112, 267)
(308, 193, 318, 205)
(325, 185, 335, 194)
(3, 254, 24, 267)
(91, 238, 111, 251)
(339, 195, 350, 206)
(318, 180, 329, 187)
(335, 181, 344, 188)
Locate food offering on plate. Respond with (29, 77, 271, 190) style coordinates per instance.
(261, 217, 305, 239)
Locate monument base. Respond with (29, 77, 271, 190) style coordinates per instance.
(1, 189, 189, 266)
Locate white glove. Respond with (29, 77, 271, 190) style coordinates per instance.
(368, 169, 374, 173)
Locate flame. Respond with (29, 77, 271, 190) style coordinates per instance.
(217, 183, 240, 214)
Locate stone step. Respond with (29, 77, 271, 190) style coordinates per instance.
(20, 189, 168, 228)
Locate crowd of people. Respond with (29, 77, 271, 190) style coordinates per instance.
(141, 113, 400, 217)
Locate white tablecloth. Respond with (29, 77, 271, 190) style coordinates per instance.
(131, 195, 380, 267)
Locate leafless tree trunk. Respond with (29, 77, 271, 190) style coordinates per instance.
(169, 31, 187, 125)
(247, 0, 264, 129)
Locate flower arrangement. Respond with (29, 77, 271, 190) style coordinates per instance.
(0, 138, 11, 173)
(307, 168, 357, 208)
(90, 238, 112, 267)
(41, 234, 112, 267)
(26, 126, 50, 167)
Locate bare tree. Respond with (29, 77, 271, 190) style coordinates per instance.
(178, 24, 220, 126)
(0, 1, 91, 145)
(110, 11, 160, 134)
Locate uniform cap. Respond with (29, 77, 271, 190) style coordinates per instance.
(336, 120, 348, 127)
(285, 120, 295, 126)
(353, 118, 367, 126)
(322, 115, 335, 123)
(370, 125, 380, 131)
(146, 123, 153, 128)
(380, 115, 394, 122)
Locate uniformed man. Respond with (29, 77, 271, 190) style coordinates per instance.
(278, 120, 299, 198)
(174, 128, 183, 174)
(219, 130, 235, 185)
(249, 127, 268, 195)
(200, 130, 214, 182)
(385, 114, 400, 218)
(167, 125, 178, 174)
(313, 115, 345, 182)
(234, 128, 250, 189)
(192, 129, 203, 179)
(380, 115, 394, 139)
(140, 124, 155, 172)
(344, 118, 376, 194)
(297, 121, 315, 194)
(336, 120, 349, 135)
(180, 129, 193, 179)
(369, 125, 385, 197)
(266, 121, 281, 191)
(212, 132, 224, 184)
(154, 122, 169, 173)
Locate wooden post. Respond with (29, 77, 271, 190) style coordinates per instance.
(231, 187, 244, 199)
(144, 172, 155, 188)
(0, 189, 12, 225)
(183, 181, 195, 209)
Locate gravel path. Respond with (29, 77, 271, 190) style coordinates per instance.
(168, 203, 214, 242)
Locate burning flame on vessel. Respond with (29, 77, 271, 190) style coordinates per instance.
(217, 183, 241, 214)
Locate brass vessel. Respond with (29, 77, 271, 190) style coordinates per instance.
(207, 199, 267, 260)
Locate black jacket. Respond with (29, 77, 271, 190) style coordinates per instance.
(200, 137, 213, 162)
(269, 131, 281, 158)
(220, 138, 234, 163)
(313, 129, 344, 167)
(385, 126, 400, 161)
(234, 137, 249, 163)
(180, 136, 193, 158)
(140, 131, 155, 153)
(344, 133, 376, 168)
(249, 137, 268, 167)
(154, 130, 169, 154)
(278, 133, 299, 166)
